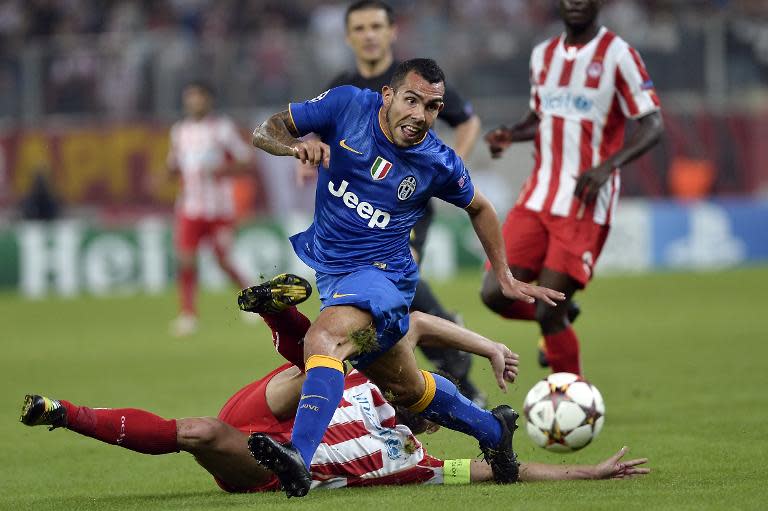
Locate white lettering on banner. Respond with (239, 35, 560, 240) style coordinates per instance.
(666, 203, 746, 268)
(15, 221, 164, 298)
(83, 235, 135, 295)
(137, 218, 167, 294)
(17, 221, 81, 298)
(328, 179, 391, 228)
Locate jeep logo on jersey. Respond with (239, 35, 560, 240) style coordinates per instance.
(370, 156, 393, 180)
(397, 176, 417, 201)
(328, 179, 391, 229)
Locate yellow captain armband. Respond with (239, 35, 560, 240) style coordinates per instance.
(443, 459, 471, 485)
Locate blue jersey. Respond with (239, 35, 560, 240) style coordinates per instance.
(288, 86, 475, 275)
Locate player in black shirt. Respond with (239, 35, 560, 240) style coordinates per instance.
(320, 0, 485, 404)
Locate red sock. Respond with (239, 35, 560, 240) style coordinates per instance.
(179, 266, 197, 315)
(61, 402, 178, 455)
(261, 306, 311, 370)
(500, 301, 536, 320)
(544, 326, 582, 375)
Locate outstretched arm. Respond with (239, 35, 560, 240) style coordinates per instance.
(518, 446, 650, 482)
(575, 111, 663, 204)
(465, 191, 564, 306)
(252, 110, 331, 168)
(403, 311, 519, 389)
(467, 446, 650, 482)
(484, 109, 540, 158)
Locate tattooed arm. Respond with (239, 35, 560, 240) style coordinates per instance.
(252, 110, 331, 168)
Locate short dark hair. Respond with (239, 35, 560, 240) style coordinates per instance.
(345, 0, 394, 27)
(390, 58, 445, 90)
(184, 80, 214, 97)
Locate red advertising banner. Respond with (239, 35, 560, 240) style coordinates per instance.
(0, 123, 266, 215)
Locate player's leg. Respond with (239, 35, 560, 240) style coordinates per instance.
(261, 306, 311, 370)
(480, 264, 540, 319)
(20, 395, 275, 492)
(21, 394, 178, 454)
(210, 221, 247, 289)
(173, 215, 201, 336)
(247, 304, 367, 497)
(238, 273, 314, 369)
(480, 207, 545, 320)
(534, 268, 582, 374)
(177, 417, 274, 491)
(409, 201, 483, 404)
(536, 218, 609, 375)
(287, 304, 367, 460)
(361, 342, 520, 483)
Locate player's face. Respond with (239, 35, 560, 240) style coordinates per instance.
(345, 8, 396, 64)
(559, 0, 601, 30)
(381, 71, 444, 147)
(183, 86, 212, 118)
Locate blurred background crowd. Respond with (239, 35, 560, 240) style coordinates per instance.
(1, 0, 766, 120)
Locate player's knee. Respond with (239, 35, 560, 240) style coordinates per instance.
(303, 326, 335, 356)
(177, 417, 225, 450)
(535, 302, 568, 332)
(479, 276, 504, 311)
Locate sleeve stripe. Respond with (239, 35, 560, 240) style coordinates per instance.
(462, 189, 477, 210)
(615, 66, 639, 117)
(628, 46, 651, 82)
(627, 46, 661, 107)
(287, 103, 298, 133)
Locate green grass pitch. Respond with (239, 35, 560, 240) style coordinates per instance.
(2, 267, 767, 510)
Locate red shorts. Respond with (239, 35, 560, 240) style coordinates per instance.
(495, 206, 610, 288)
(175, 214, 235, 253)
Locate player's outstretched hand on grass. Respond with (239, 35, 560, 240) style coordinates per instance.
(487, 342, 519, 391)
(498, 269, 565, 306)
(593, 447, 650, 480)
(292, 139, 331, 168)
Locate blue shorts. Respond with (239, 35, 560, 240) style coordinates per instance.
(315, 265, 419, 369)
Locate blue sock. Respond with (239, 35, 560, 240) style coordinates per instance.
(412, 371, 502, 448)
(290, 355, 345, 468)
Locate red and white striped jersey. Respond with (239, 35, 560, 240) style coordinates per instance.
(310, 370, 443, 489)
(519, 27, 660, 224)
(168, 115, 252, 220)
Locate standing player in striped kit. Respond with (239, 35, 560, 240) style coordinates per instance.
(482, 0, 664, 375)
(167, 81, 254, 337)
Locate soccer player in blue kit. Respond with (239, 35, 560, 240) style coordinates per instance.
(245, 59, 565, 497)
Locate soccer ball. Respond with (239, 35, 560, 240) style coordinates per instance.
(523, 372, 605, 452)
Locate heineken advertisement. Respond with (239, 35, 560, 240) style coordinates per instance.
(1, 215, 480, 298)
(2, 199, 768, 298)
